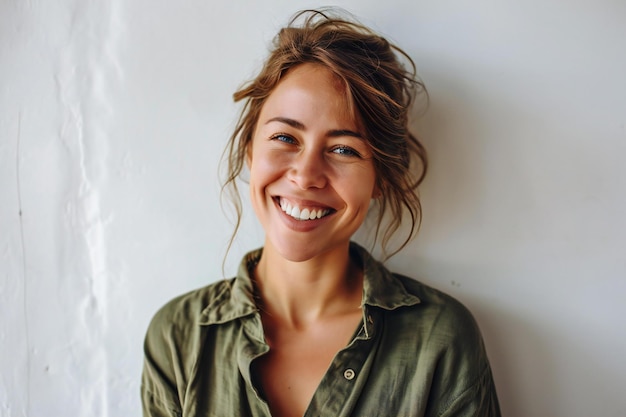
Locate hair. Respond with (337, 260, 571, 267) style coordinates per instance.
(221, 8, 428, 260)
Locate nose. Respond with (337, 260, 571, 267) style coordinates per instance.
(288, 150, 327, 190)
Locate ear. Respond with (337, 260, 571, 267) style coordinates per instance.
(371, 183, 382, 199)
(245, 144, 252, 168)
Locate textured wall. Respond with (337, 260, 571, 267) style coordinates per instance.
(1, 0, 625, 416)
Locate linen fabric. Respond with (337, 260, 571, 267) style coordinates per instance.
(141, 242, 501, 416)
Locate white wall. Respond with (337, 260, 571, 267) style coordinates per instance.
(1, 0, 624, 416)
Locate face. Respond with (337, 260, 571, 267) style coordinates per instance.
(247, 63, 378, 262)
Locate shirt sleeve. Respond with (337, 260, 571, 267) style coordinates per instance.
(426, 301, 502, 417)
(437, 362, 501, 417)
(141, 307, 184, 417)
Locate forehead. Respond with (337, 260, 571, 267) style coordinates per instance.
(281, 63, 346, 93)
(259, 63, 358, 126)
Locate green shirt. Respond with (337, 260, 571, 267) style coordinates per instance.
(142, 243, 501, 416)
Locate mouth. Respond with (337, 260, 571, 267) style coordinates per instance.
(276, 197, 334, 221)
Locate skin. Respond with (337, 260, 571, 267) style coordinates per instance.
(246, 63, 379, 417)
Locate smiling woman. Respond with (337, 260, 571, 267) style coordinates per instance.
(248, 63, 377, 263)
(141, 8, 501, 417)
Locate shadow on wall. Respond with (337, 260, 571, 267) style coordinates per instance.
(410, 78, 491, 242)
(403, 73, 549, 417)
(469, 300, 555, 417)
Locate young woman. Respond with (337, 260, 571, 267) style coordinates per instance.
(142, 9, 501, 417)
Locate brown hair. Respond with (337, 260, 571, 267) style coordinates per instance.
(221, 8, 427, 259)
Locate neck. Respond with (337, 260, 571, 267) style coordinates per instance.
(253, 241, 363, 328)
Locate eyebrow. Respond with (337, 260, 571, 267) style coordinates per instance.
(265, 116, 363, 139)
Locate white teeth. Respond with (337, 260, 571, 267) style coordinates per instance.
(279, 198, 330, 221)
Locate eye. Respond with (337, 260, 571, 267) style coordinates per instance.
(270, 133, 297, 145)
(331, 145, 361, 157)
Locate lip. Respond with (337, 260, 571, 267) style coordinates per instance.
(272, 196, 336, 232)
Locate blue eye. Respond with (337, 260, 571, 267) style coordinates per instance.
(332, 146, 360, 157)
(271, 134, 296, 144)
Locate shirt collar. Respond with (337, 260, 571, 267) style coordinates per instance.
(353, 242, 421, 310)
(198, 250, 261, 325)
(199, 242, 420, 326)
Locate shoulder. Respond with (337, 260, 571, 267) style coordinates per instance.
(141, 280, 236, 407)
(391, 275, 501, 415)
(145, 279, 235, 342)
(391, 273, 485, 350)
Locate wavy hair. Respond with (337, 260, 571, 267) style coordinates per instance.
(221, 8, 428, 259)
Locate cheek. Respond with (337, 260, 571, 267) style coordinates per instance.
(355, 165, 378, 199)
(250, 146, 292, 175)
(344, 179, 377, 210)
(248, 150, 286, 196)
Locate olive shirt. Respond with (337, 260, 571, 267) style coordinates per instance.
(141, 242, 501, 417)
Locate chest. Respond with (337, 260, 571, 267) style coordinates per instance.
(253, 312, 363, 417)
(185, 308, 438, 417)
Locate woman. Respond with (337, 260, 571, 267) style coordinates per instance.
(142, 9, 501, 417)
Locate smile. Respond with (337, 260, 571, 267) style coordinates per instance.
(278, 197, 332, 221)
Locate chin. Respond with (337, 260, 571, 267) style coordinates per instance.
(269, 235, 347, 263)
(274, 245, 320, 263)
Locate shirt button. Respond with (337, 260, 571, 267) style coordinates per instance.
(343, 369, 356, 380)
